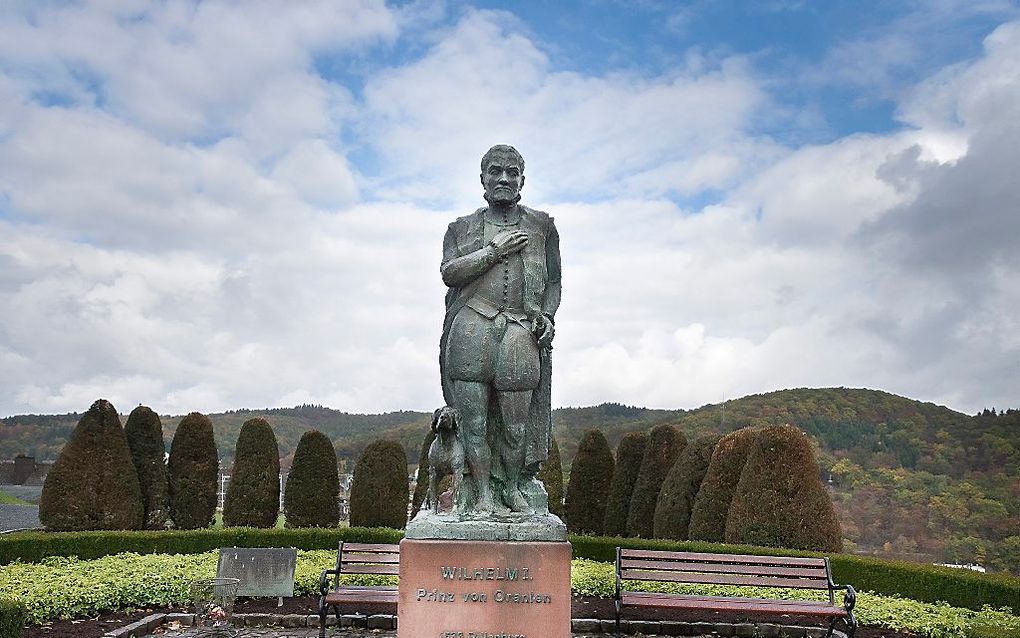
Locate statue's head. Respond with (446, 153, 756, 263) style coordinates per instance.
(481, 144, 525, 206)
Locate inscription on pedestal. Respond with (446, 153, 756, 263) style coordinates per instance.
(398, 539, 570, 638)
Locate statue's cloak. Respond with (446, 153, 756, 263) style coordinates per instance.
(439, 205, 561, 479)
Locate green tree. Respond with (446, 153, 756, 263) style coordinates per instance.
(726, 424, 842, 551)
(409, 428, 436, 520)
(653, 434, 721, 540)
(627, 424, 687, 537)
(284, 430, 340, 528)
(167, 412, 219, 530)
(538, 437, 564, 517)
(223, 418, 280, 528)
(603, 431, 648, 537)
(688, 426, 758, 542)
(124, 405, 169, 530)
(40, 399, 143, 531)
(349, 439, 408, 529)
(564, 428, 615, 535)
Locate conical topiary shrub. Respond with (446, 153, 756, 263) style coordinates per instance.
(349, 439, 408, 529)
(603, 431, 648, 537)
(653, 434, 720, 540)
(688, 427, 758, 542)
(564, 428, 615, 535)
(627, 424, 687, 538)
(284, 430, 340, 528)
(409, 428, 436, 520)
(725, 424, 842, 551)
(167, 412, 219, 530)
(537, 437, 564, 517)
(40, 399, 144, 531)
(223, 417, 280, 528)
(125, 405, 169, 530)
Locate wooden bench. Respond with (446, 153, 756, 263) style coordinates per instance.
(615, 548, 856, 638)
(318, 542, 399, 638)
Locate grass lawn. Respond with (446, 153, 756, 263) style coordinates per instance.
(0, 490, 31, 505)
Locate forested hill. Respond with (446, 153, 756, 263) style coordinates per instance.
(3, 388, 1014, 478)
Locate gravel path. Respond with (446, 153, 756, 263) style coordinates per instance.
(0, 503, 41, 532)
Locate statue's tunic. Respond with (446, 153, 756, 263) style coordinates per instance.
(440, 205, 561, 474)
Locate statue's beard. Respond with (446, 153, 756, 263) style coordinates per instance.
(484, 191, 521, 206)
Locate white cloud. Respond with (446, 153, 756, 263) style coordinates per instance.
(0, 5, 1018, 420)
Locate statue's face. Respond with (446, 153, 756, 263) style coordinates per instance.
(481, 153, 524, 204)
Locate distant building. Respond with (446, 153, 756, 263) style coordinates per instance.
(0, 455, 51, 486)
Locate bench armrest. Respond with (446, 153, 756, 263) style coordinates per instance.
(842, 584, 857, 613)
(319, 568, 340, 597)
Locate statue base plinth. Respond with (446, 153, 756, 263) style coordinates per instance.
(405, 510, 567, 541)
(397, 538, 571, 638)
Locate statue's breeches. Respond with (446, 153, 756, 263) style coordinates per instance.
(446, 306, 540, 391)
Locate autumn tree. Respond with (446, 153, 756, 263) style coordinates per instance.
(349, 439, 408, 529)
(564, 429, 615, 535)
(124, 405, 170, 530)
(284, 430, 340, 528)
(603, 431, 648, 537)
(167, 412, 219, 529)
(223, 418, 280, 528)
(653, 434, 721, 540)
(627, 424, 687, 537)
(726, 424, 842, 551)
(688, 427, 758, 542)
(40, 399, 143, 531)
(537, 437, 564, 517)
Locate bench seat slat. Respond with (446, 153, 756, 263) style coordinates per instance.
(342, 543, 401, 553)
(620, 568, 831, 590)
(621, 592, 847, 618)
(343, 552, 401, 564)
(341, 563, 400, 575)
(620, 559, 828, 579)
(620, 549, 825, 568)
(324, 588, 398, 605)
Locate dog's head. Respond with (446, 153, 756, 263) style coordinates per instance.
(431, 405, 459, 434)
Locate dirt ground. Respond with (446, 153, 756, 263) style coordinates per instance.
(22, 595, 917, 638)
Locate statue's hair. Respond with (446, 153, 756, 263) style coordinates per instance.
(481, 144, 524, 173)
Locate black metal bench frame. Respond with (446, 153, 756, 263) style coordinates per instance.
(615, 548, 856, 638)
(318, 541, 399, 638)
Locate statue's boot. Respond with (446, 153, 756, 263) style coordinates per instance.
(474, 479, 496, 513)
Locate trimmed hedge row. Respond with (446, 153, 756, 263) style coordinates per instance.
(2, 528, 1017, 614)
(0, 527, 402, 565)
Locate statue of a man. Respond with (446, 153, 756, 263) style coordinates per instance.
(439, 144, 561, 516)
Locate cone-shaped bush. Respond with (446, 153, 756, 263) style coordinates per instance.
(223, 418, 280, 528)
(688, 427, 758, 542)
(40, 399, 144, 531)
(167, 412, 219, 530)
(349, 439, 408, 529)
(538, 437, 564, 517)
(565, 429, 614, 535)
(125, 405, 169, 530)
(284, 429, 340, 528)
(603, 431, 648, 537)
(410, 428, 436, 520)
(627, 424, 687, 537)
(653, 434, 720, 540)
(725, 424, 842, 551)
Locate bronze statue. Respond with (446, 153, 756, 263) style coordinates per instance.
(438, 144, 561, 518)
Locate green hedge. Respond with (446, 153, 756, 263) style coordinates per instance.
(0, 597, 25, 638)
(3, 527, 1017, 615)
(0, 527, 402, 565)
(568, 534, 1020, 615)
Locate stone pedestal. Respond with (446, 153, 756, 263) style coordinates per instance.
(397, 539, 571, 638)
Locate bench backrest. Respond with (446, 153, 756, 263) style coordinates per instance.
(338, 542, 401, 577)
(617, 549, 835, 602)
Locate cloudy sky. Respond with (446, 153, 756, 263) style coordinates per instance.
(1, 0, 1018, 418)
